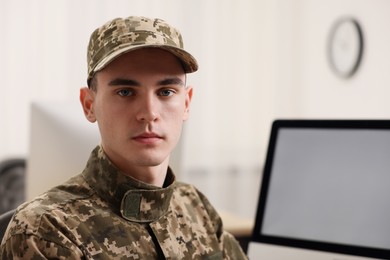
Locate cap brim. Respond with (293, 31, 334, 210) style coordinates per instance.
(92, 44, 198, 77)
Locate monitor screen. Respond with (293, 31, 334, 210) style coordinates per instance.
(251, 120, 390, 260)
(27, 100, 101, 200)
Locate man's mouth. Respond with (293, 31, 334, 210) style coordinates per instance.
(132, 132, 163, 144)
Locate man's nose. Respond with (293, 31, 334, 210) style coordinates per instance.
(136, 95, 159, 122)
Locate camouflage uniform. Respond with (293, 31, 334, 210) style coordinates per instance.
(1, 146, 247, 259)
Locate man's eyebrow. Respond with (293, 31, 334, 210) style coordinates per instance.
(108, 77, 185, 87)
(158, 77, 185, 86)
(108, 78, 140, 86)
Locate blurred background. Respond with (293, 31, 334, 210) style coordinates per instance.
(1, 0, 390, 225)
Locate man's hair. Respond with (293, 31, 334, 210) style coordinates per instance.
(89, 76, 98, 91)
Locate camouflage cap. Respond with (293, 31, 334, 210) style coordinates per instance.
(87, 16, 198, 85)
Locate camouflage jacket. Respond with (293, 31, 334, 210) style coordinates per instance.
(1, 146, 247, 259)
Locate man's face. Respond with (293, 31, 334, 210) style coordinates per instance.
(80, 48, 192, 174)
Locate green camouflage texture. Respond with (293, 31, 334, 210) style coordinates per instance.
(1, 146, 247, 259)
(87, 16, 198, 84)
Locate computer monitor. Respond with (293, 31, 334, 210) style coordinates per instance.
(26, 100, 100, 200)
(248, 120, 390, 260)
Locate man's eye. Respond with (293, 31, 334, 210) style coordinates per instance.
(117, 89, 133, 97)
(158, 89, 175, 97)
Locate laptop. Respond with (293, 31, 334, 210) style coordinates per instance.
(248, 120, 390, 260)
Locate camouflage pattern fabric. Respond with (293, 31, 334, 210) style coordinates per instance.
(1, 146, 247, 259)
(87, 16, 198, 85)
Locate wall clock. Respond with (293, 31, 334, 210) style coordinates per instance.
(328, 17, 364, 78)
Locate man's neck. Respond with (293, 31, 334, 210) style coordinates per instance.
(126, 163, 169, 187)
(100, 146, 170, 187)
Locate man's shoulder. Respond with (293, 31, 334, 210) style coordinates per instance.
(7, 174, 93, 237)
(174, 181, 209, 203)
(174, 180, 222, 221)
(174, 181, 200, 197)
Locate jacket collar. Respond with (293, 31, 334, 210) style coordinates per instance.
(82, 146, 175, 222)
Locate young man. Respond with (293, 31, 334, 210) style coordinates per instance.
(0, 16, 247, 259)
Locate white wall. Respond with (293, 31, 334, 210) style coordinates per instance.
(1, 0, 390, 218)
(185, 0, 390, 217)
(272, 0, 390, 119)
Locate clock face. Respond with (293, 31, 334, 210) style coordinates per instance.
(328, 18, 364, 78)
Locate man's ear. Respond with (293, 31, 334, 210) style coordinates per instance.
(80, 87, 96, 123)
(183, 86, 193, 121)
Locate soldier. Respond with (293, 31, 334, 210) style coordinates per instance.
(0, 16, 247, 259)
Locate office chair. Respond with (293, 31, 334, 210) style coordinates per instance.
(0, 209, 15, 242)
(0, 158, 26, 214)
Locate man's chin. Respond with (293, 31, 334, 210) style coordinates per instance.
(134, 155, 169, 167)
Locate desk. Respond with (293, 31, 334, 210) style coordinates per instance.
(219, 210, 254, 253)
